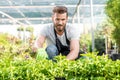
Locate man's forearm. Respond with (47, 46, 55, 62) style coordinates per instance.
(34, 35, 45, 48)
(34, 41, 43, 48)
(66, 50, 79, 60)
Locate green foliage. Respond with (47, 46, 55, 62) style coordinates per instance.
(96, 21, 114, 38)
(79, 33, 92, 52)
(26, 26, 34, 32)
(105, 0, 120, 27)
(112, 28, 120, 45)
(95, 38, 105, 55)
(17, 26, 24, 31)
(1, 32, 120, 80)
(1, 51, 120, 80)
(17, 26, 34, 32)
(0, 33, 9, 45)
(0, 33, 21, 46)
(94, 21, 114, 55)
(105, 0, 120, 52)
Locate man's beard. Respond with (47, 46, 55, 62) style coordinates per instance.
(58, 29, 63, 32)
(55, 24, 66, 32)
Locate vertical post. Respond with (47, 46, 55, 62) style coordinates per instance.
(90, 0, 95, 52)
(23, 25, 26, 45)
(105, 35, 108, 54)
(114, 43, 118, 54)
(77, 5, 80, 24)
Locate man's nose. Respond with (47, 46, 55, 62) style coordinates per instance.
(58, 20, 62, 24)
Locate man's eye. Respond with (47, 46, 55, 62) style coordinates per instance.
(56, 19, 59, 21)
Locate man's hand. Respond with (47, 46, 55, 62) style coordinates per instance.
(66, 39, 79, 60)
(31, 46, 38, 53)
(30, 40, 38, 53)
(36, 48, 48, 60)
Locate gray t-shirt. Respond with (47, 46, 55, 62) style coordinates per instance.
(39, 23, 80, 46)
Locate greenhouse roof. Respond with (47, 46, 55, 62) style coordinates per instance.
(0, 0, 107, 25)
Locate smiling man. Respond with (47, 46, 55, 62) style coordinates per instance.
(33, 6, 80, 60)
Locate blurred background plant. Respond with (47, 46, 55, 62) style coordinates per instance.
(105, 0, 120, 53)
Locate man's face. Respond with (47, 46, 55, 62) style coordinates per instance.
(52, 13, 68, 32)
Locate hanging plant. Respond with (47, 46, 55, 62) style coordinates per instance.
(26, 26, 34, 33)
(17, 26, 24, 31)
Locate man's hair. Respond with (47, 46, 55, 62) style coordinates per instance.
(53, 6, 68, 16)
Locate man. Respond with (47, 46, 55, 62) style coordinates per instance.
(33, 6, 80, 60)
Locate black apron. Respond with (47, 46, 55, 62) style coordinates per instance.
(54, 29, 70, 56)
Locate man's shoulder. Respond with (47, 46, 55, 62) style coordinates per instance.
(66, 23, 72, 27)
(66, 23, 76, 30)
(43, 23, 54, 33)
(42, 23, 53, 29)
(66, 23, 80, 29)
(44, 23, 53, 26)
(39, 23, 54, 36)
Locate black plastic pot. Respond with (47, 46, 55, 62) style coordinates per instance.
(55, 77, 66, 80)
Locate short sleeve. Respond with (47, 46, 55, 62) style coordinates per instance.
(39, 25, 48, 37)
(69, 24, 81, 40)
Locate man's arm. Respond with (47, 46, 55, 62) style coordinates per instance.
(66, 39, 79, 60)
(32, 35, 46, 52)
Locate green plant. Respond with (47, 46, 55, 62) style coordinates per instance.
(26, 26, 34, 32)
(105, 0, 120, 52)
(79, 33, 92, 52)
(17, 26, 24, 31)
(1, 35, 120, 79)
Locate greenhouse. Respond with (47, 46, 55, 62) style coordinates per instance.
(0, 0, 120, 80)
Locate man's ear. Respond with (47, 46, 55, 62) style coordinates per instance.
(66, 16, 68, 22)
